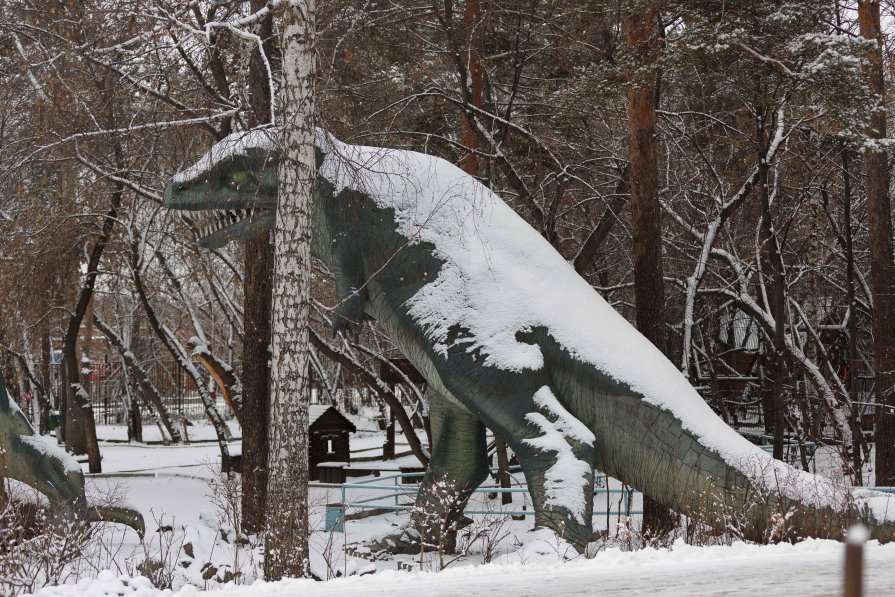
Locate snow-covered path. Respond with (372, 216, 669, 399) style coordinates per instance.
(208, 541, 893, 597)
(36, 539, 895, 596)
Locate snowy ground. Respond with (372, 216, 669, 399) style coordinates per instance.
(31, 538, 895, 596)
(11, 422, 891, 596)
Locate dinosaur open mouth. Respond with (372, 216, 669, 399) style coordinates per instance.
(181, 209, 256, 239)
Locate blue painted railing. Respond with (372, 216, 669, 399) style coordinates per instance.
(326, 471, 640, 531)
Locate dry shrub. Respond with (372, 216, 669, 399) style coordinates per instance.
(0, 483, 94, 597)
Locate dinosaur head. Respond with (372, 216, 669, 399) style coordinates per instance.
(163, 128, 280, 249)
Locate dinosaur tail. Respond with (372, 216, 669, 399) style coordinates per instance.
(86, 503, 146, 538)
(595, 387, 895, 542)
(535, 331, 895, 542)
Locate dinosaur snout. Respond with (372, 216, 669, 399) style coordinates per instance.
(162, 180, 176, 207)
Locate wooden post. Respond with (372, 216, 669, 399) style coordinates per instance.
(384, 405, 396, 460)
(844, 526, 867, 597)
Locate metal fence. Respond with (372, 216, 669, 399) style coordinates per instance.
(77, 359, 233, 424)
(327, 471, 640, 532)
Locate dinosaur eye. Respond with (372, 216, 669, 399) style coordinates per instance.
(228, 171, 249, 188)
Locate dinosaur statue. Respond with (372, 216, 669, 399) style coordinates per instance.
(164, 127, 895, 551)
(0, 372, 145, 536)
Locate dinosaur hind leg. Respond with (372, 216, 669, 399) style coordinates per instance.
(411, 390, 489, 550)
(371, 389, 488, 554)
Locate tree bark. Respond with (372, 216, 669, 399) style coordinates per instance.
(264, 0, 315, 580)
(61, 181, 123, 473)
(755, 109, 787, 462)
(842, 147, 864, 484)
(624, 2, 675, 537)
(241, 0, 277, 535)
(459, 0, 483, 176)
(858, 0, 895, 486)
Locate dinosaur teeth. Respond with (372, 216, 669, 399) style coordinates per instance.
(194, 208, 255, 239)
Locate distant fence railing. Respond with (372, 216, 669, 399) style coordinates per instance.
(78, 360, 234, 424)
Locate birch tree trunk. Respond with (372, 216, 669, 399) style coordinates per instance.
(264, 0, 315, 580)
(858, 0, 895, 486)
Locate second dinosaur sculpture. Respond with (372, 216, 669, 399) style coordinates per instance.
(0, 372, 145, 536)
(165, 128, 895, 550)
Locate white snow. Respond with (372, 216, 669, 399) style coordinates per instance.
(28, 538, 895, 597)
(20, 433, 82, 474)
(522, 387, 594, 523)
(531, 386, 594, 445)
(171, 128, 277, 185)
(5, 429, 889, 596)
(315, 134, 893, 517)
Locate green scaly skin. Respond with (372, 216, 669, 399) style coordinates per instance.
(165, 135, 895, 552)
(0, 373, 145, 537)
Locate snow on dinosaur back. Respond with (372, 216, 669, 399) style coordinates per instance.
(317, 133, 884, 513)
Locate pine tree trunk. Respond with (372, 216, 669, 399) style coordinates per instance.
(858, 1, 895, 486)
(459, 0, 483, 176)
(624, 2, 675, 537)
(242, 0, 277, 535)
(264, 0, 315, 580)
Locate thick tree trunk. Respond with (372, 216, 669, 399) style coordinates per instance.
(241, 0, 277, 535)
(241, 237, 272, 532)
(61, 183, 123, 472)
(264, 0, 315, 580)
(459, 0, 483, 176)
(624, 3, 675, 537)
(858, 0, 895, 486)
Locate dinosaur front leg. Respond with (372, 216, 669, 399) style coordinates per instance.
(411, 390, 489, 550)
(330, 231, 370, 337)
(461, 382, 598, 552)
(518, 386, 597, 551)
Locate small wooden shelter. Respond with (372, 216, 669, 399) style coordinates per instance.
(309, 405, 356, 483)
